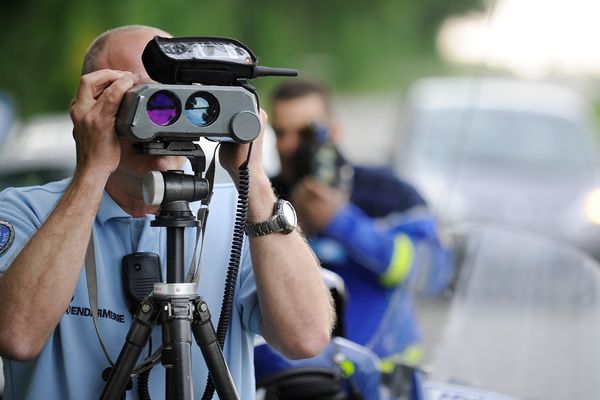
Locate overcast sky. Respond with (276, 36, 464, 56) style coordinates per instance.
(438, 0, 600, 79)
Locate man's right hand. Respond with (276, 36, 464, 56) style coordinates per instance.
(69, 69, 140, 179)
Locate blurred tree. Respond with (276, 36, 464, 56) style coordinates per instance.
(0, 0, 483, 117)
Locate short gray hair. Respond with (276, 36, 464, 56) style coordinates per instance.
(80, 25, 168, 75)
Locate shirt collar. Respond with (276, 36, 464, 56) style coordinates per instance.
(96, 190, 132, 225)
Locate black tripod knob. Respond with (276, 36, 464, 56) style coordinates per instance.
(144, 170, 209, 206)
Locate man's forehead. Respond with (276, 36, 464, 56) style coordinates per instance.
(273, 94, 329, 127)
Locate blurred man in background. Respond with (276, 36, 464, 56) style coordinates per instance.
(268, 79, 452, 374)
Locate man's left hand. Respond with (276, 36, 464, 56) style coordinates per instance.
(219, 109, 268, 188)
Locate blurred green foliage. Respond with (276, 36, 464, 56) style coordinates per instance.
(0, 0, 483, 117)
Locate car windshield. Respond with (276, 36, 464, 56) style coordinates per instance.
(428, 224, 600, 399)
(410, 109, 590, 173)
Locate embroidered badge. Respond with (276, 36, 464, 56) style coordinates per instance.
(0, 221, 15, 256)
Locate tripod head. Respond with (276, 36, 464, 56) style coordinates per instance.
(140, 141, 209, 208)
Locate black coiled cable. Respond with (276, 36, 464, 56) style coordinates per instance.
(201, 162, 250, 400)
(138, 328, 154, 399)
(137, 369, 151, 400)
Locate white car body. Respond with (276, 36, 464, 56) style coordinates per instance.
(393, 77, 600, 259)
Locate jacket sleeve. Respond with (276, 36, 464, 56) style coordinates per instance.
(322, 202, 453, 290)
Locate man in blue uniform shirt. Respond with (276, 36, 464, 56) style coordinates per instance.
(0, 26, 333, 399)
(268, 80, 452, 368)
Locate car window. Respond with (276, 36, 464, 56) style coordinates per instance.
(410, 109, 589, 173)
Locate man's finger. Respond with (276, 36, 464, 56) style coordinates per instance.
(73, 69, 129, 110)
(94, 73, 140, 119)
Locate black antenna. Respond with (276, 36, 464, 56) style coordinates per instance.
(253, 66, 298, 78)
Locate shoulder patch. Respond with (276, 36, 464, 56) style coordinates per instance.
(0, 221, 15, 256)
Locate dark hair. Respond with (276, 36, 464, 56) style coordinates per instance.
(270, 79, 333, 115)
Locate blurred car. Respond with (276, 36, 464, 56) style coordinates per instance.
(0, 114, 76, 191)
(392, 77, 600, 260)
(0, 93, 16, 146)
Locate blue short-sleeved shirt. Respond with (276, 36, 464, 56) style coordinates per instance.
(0, 178, 261, 399)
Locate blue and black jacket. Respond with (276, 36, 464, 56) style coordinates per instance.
(272, 166, 452, 365)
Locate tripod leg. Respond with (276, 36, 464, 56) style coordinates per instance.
(101, 300, 156, 400)
(192, 299, 239, 400)
(161, 298, 195, 399)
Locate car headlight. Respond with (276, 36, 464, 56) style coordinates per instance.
(583, 188, 600, 224)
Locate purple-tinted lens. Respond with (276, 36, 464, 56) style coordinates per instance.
(146, 91, 180, 126)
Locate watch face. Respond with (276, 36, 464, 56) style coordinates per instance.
(281, 201, 297, 226)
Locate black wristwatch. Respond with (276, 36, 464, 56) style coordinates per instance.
(245, 199, 297, 237)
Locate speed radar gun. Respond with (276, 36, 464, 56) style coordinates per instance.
(100, 36, 297, 400)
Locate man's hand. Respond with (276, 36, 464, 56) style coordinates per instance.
(291, 178, 349, 233)
(69, 69, 140, 178)
(219, 109, 268, 188)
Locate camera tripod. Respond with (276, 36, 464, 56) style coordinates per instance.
(101, 142, 240, 400)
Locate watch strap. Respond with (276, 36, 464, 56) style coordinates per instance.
(245, 199, 295, 237)
(245, 217, 279, 237)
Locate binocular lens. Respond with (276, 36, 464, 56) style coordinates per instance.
(185, 92, 220, 127)
(146, 91, 180, 126)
